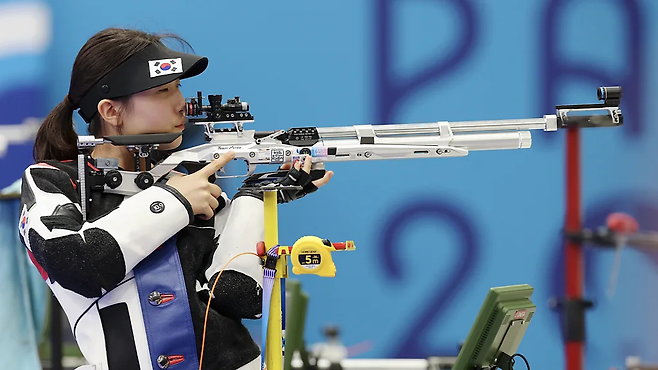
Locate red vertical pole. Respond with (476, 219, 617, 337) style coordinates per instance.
(565, 127, 583, 370)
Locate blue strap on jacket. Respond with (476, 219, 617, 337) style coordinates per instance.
(134, 236, 200, 370)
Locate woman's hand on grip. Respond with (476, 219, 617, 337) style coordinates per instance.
(166, 151, 235, 220)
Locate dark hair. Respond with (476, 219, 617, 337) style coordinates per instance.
(33, 28, 191, 162)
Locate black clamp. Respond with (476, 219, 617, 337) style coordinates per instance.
(554, 228, 602, 342)
(84, 157, 126, 192)
(563, 227, 618, 249)
(78, 154, 109, 213)
(87, 165, 107, 192)
(549, 297, 594, 341)
(264, 254, 279, 270)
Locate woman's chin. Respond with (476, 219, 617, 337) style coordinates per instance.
(158, 136, 183, 151)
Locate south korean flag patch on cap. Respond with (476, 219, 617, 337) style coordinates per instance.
(149, 58, 183, 78)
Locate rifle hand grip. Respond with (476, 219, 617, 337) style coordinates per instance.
(180, 161, 217, 183)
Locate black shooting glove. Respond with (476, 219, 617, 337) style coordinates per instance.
(274, 166, 319, 203)
(234, 167, 324, 204)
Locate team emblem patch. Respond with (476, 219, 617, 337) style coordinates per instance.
(148, 58, 183, 78)
(150, 201, 165, 214)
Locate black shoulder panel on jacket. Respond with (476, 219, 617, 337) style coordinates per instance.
(20, 172, 36, 210)
(30, 167, 79, 204)
(207, 270, 262, 319)
(40, 203, 84, 232)
(28, 227, 126, 298)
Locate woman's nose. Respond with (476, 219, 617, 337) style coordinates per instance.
(176, 91, 186, 114)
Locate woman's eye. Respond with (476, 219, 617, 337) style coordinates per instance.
(160, 84, 181, 93)
(159, 83, 181, 93)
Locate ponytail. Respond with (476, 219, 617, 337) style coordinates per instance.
(33, 95, 79, 162)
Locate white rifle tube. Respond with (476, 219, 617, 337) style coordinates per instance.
(448, 116, 556, 132)
(317, 122, 443, 139)
(315, 116, 556, 140)
(450, 131, 531, 150)
(318, 131, 531, 151)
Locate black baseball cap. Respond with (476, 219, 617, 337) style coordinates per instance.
(76, 43, 208, 123)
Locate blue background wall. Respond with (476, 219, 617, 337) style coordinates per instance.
(2, 0, 657, 369)
(0, 2, 51, 370)
(0, 0, 50, 190)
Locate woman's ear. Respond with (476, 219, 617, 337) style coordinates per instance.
(97, 99, 122, 129)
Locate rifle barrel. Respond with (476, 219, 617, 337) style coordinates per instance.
(449, 118, 548, 132)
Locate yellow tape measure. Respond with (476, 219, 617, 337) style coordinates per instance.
(290, 236, 355, 277)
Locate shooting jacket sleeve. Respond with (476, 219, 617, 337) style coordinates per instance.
(19, 163, 192, 298)
(202, 194, 264, 319)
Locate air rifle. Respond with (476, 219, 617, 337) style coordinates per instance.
(75, 86, 623, 219)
